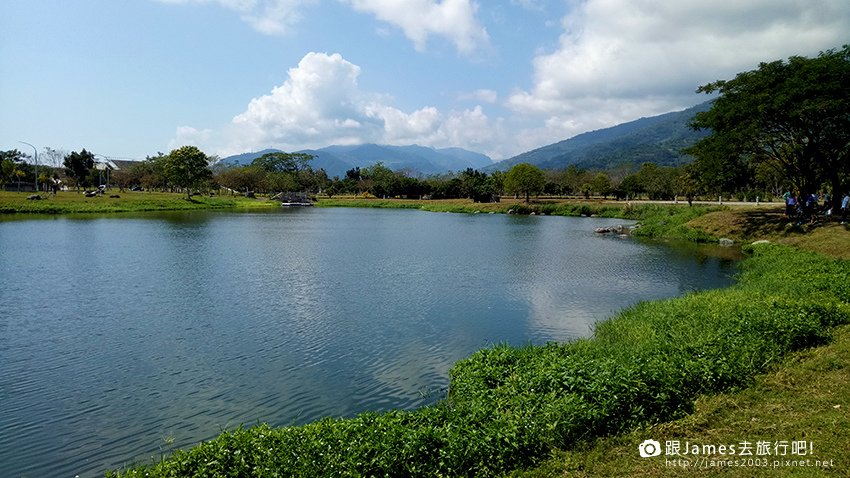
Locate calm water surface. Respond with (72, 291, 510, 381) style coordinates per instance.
(0, 208, 738, 477)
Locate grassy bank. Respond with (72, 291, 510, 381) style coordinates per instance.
(107, 235, 850, 476)
(517, 208, 850, 477)
(0, 190, 278, 214)
(0, 192, 727, 246)
(688, 206, 850, 259)
(317, 197, 721, 242)
(316, 196, 684, 218)
(515, 324, 850, 477)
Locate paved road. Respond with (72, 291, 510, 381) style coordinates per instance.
(619, 199, 780, 208)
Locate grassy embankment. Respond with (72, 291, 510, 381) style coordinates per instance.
(317, 197, 719, 243)
(517, 209, 850, 477)
(107, 201, 850, 477)
(0, 190, 279, 215)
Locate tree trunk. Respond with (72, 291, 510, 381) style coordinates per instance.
(830, 177, 842, 212)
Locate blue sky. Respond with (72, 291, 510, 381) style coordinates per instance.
(2, 1, 848, 164)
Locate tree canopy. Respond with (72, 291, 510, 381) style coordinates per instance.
(687, 46, 850, 207)
(63, 149, 95, 190)
(504, 163, 546, 203)
(0, 150, 29, 188)
(164, 146, 212, 198)
(251, 152, 314, 173)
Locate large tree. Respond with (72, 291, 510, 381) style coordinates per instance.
(504, 163, 546, 203)
(459, 168, 494, 202)
(0, 150, 25, 188)
(361, 162, 398, 198)
(251, 151, 314, 173)
(688, 46, 850, 208)
(164, 146, 212, 198)
(63, 149, 95, 190)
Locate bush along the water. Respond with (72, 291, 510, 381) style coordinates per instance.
(625, 204, 719, 242)
(108, 244, 849, 477)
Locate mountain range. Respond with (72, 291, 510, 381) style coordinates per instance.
(220, 144, 493, 178)
(219, 101, 713, 176)
(488, 101, 712, 172)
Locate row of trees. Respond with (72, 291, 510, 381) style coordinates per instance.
(1, 146, 216, 196)
(209, 157, 707, 203)
(3, 142, 720, 203)
(108, 146, 213, 198)
(0, 143, 769, 203)
(2, 148, 112, 191)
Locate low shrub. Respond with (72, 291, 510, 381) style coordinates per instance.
(627, 204, 719, 242)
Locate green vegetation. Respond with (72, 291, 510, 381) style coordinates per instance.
(0, 191, 278, 215)
(106, 235, 850, 477)
(316, 197, 722, 241)
(505, 163, 547, 203)
(62, 148, 96, 190)
(514, 326, 850, 477)
(688, 207, 850, 259)
(626, 204, 720, 242)
(688, 46, 850, 210)
(1, 148, 36, 190)
(163, 146, 214, 199)
(214, 151, 326, 197)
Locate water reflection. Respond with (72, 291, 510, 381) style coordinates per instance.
(0, 208, 737, 477)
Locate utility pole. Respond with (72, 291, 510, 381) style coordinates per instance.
(18, 141, 38, 192)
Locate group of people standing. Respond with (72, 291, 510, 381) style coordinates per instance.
(784, 191, 850, 225)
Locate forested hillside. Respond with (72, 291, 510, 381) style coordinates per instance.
(491, 101, 712, 171)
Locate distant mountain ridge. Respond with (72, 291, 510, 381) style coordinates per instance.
(489, 101, 713, 172)
(219, 102, 712, 176)
(219, 144, 493, 178)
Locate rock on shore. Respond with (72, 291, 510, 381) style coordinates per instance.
(594, 224, 634, 235)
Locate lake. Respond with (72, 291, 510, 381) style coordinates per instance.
(0, 207, 738, 477)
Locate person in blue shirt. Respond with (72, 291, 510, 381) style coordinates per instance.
(783, 191, 797, 219)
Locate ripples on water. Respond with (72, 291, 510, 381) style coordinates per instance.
(0, 208, 738, 477)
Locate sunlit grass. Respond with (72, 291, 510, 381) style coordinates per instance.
(0, 190, 279, 214)
(687, 206, 850, 258)
(513, 324, 850, 478)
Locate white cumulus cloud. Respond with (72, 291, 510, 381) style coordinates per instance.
(342, 0, 490, 54)
(507, 0, 850, 150)
(172, 52, 499, 157)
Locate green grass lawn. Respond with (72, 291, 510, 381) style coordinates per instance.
(0, 190, 279, 214)
(513, 324, 850, 477)
(688, 207, 850, 259)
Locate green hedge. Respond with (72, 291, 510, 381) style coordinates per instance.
(109, 244, 849, 477)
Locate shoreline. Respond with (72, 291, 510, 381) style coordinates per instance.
(0, 190, 762, 218)
(104, 202, 850, 477)
(6, 191, 845, 476)
(0, 190, 280, 215)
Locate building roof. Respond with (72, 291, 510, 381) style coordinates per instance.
(110, 159, 143, 170)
